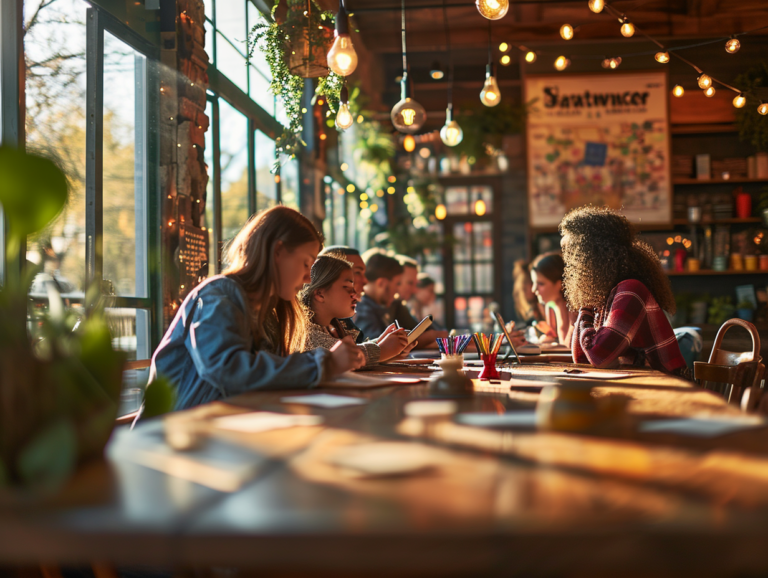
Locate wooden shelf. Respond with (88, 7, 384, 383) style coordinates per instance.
(666, 270, 768, 276)
(671, 217, 762, 226)
(673, 177, 768, 185)
(671, 124, 738, 135)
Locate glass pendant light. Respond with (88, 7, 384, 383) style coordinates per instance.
(560, 24, 574, 40)
(655, 52, 670, 63)
(697, 74, 712, 89)
(759, 103, 768, 116)
(725, 37, 741, 54)
(440, 2, 462, 147)
(704, 86, 716, 98)
(554, 55, 570, 71)
(672, 85, 685, 97)
(620, 17, 635, 38)
(733, 94, 746, 108)
(391, 0, 426, 133)
(335, 84, 354, 131)
(327, 0, 358, 76)
(480, 21, 501, 107)
(476, 0, 509, 21)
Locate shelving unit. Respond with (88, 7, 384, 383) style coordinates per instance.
(666, 270, 768, 276)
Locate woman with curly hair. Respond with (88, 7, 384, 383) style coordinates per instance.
(559, 206, 688, 377)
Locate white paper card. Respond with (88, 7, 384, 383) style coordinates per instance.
(640, 415, 767, 437)
(456, 411, 538, 428)
(214, 412, 323, 433)
(281, 393, 367, 408)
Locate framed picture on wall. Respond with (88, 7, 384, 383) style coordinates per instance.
(524, 71, 672, 228)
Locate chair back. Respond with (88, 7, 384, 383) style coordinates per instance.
(694, 319, 765, 409)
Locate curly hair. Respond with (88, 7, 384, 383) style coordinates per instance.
(558, 206, 676, 314)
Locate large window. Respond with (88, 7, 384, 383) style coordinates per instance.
(24, 1, 160, 363)
(204, 0, 291, 274)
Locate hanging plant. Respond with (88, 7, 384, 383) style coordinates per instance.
(734, 61, 768, 152)
(248, 0, 345, 167)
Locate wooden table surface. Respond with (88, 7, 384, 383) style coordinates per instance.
(3, 363, 768, 576)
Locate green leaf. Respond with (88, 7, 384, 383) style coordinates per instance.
(142, 376, 177, 419)
(0, 146, 68, 240)
(17, 419, 77, 488)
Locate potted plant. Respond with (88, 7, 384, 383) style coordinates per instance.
(0, 147, 126, 492)
(736, 299, 756, 323)
(707, 296, 735, 326)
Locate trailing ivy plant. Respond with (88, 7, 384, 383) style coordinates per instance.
(248, 0, 344, 169)
(734, 61, 768, 152)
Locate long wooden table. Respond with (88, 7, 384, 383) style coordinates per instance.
(3, 363, 768, 576)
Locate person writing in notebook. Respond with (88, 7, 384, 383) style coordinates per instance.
(560, 206, 688, 377)
(301, 254, 414, 364)
(150, 207, 365, 410)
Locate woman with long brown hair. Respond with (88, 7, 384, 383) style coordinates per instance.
(559, 206, 688, 376)
(301, 253, 413, 364)
(150, 206, 365, 410)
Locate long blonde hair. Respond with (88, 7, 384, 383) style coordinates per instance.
(222, 206, 323, 354)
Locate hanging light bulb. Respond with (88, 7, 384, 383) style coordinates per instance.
(335, 85, 354, 131)
(430, 61, 445, 80)
(601, 58, 611, 69)
(655, 51, 670, 63)
(327, 0, 358, 76)
(620, 18, 635, 38)
(500, 54, 511, 65)
(560, 24, 574, 40)
(733, 94, 746, 108)
(759, 103, 768, 116)
(609, 57, 622, 69)
(476, 0, 509, 20)
(672, 84, 685, 97)
(391, 75, 426, 133)
(480, 63, 501, 107)
(403, 134, 416, 152)
(435, 204, 447, 220)
(697, 74, 712, 89)
(725, 37, 741, 54)
(588, 0, 604, 13)
(440, 106, 463, 147)
(525, 51, 537, 63)
(554, 55, 570, 71)
(474, 199, 487, 216)
(499, 42, 509, 52)
(704, 86, 716, 98)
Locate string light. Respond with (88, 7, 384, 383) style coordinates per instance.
(554, 55, 570, 71)
(560, 24, 574, 40)
(525, 51, 537, 63)
(759, 103, 768, 116)
(588, 0, 604, 13)
(602, 57, 621, 69)
(620, 18, 635, 38)
(435, 204, 447, 220)
(725, 37, 741, 54)
(499, 42, 509, 52)
(474, 199, 487, 216)
(476, 0, 509, 20)
(403, 134, 416, 152)
(430, 62, 445, 79)
(655, 52, 670, 63)
(672, 85, 685, 97)
(697, 74, 713, 89)
(500, 54, 511, 65)
(704, 86, 716, 97)
(733, 94, 746, 108)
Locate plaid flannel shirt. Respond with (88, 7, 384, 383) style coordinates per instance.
(572, 279, 687, 375)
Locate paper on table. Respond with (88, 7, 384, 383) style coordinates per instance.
(456, 411, 538, 429)
(509, 368, 637, 380)
(214, 412, 323, 433)
(640, 415, 768, 437)
(281, 393, 367, 408)
(321, 371, 396, 388)
(327, 442, 444, 477)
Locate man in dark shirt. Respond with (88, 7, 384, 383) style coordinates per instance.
(353, 250, 404, 339)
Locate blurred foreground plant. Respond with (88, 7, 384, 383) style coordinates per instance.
(0, 146, 126, 491)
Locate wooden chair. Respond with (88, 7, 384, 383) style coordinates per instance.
(694, 318, 765, 410)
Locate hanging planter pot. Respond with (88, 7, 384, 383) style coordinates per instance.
(283, 0, 334, 78)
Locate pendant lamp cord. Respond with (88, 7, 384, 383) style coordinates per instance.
(487, 19, 492, 66)
(443, 0, 453, 110)
(401, 0, 407, 75)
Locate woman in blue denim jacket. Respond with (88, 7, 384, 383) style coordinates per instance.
(150, 206, 365, 410)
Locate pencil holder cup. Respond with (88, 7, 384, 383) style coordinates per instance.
(478, 353, 500, 380)
(440, 353, 465, 363)
(429, 356, 473, 397)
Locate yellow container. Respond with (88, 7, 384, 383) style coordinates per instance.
(731, 253, 744, 271)
(687, 258, 700, 272)
(745, 255, 758, 271)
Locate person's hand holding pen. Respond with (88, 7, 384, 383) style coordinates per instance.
(377, 322, 412, 361)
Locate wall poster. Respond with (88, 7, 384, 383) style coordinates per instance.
(525, 71, 671, 228)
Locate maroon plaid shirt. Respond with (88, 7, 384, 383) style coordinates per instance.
(571, 279, 687, 375)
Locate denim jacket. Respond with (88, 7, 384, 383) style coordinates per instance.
(150, 275, 331, 410)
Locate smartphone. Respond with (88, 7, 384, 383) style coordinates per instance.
(406, 315, 433, 344)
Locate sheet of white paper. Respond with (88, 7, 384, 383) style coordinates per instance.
(281, 393, 367, 408)
(456, 411, 538, 428)
(640, 416, 768, 437)
(214, 411, 323, 433)
(321, 371, 394, 388)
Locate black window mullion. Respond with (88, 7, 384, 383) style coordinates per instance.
(85, 7, 104, 293)
(211, 98, 223, 273)
(248, 118, 256, 214)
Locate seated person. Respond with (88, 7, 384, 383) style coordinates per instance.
(560, 206, 689, 377)
(409, 273, 445, 330)
(529, 252, 575, 345)
(353, 249, 404, 338)
(512, 259, 543, 324)
(390, 255, 448, 348)
(319, 245, 369, 342)
(150, 206, 365, 411)
(301, 253, 414, 364)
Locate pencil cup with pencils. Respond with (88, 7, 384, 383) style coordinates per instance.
(474, 332, 502, 381)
